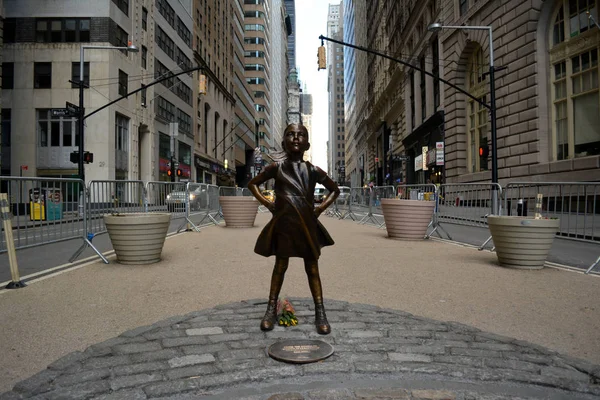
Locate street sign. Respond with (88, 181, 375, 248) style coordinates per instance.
(51, 108, 72, 117)
(66, 102, 81, 115)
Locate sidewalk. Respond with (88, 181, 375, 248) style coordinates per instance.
(1, 213, 599, 398)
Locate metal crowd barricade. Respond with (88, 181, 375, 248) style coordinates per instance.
(345, 187, 369, 221)
(503, 182, 600, 274)
(435, 183, 502, 248)
(205, 184, 222, 225)
(177, 182, 210, 233)
(0, 176, 87, 253)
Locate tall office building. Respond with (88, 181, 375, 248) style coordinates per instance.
(154, 0, 195, 183)
(192, 0, 238, 186)
(327, 2, 345, 183)
(243, 0, 273, 165)
(284, 0, 296, 71)
(343, 0, 367, 186)
(270, 0, 291, 151)
(300, 91, 313, 162)
(2, 0, 150, 182)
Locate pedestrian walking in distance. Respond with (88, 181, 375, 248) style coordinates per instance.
(248, 123, 340, 334)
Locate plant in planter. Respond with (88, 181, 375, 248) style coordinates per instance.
(103, 212, 171, 265)
(218, 195, 259, 228)
(380, 192, 436, 240)
(487, 194, 560, 270)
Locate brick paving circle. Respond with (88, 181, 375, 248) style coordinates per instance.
(2, 299, 599, 399)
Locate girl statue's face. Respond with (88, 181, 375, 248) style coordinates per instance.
(283, 125, 309, 154)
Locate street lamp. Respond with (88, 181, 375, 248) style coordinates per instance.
(78, 43, 139, 183)
(427, 23, 499, 214)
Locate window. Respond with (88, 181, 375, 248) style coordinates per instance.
(114, 24, 128, 49)
(156, 96, 175, 121)
(467, 45, 489, 172)
(244, 37, 266, 45)
(141, 84, 147, 107)
(2, 63, 14, 89)
(157, 0, 175, 26)
(432, 38, 440, 110)
(420, 56, 426, 122)
(118, 70, 128, 96)
(177, 17, 192, 47)
(141, 8, 148, 31)
(4, 19, 16, 43)
(141, 46, 147, 69)
(409, 72, 415, 130)
(178, 141, 192, 166)
(2, 109, 11, 147)
(115, 113, 129, 151)
(34, 62, 52, 88)
(244, 24, 266, 32)
(71, 62, 89, 88)
(36, 18, 90, 43)
(112, 0, 129, 15)
(37, 109, 78, 147)
(459, 0, 468, 16)
(550, 1, 599, 160)
(156, 26, 175, 59)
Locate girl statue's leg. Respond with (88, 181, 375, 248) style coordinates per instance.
(304, 259, 331, 335)
(260, 256, 289, 331)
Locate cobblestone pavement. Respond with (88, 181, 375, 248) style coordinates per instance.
(2, 299, 599, 400)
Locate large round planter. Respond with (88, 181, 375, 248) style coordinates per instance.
(219, 196, 259, 228)
(487, 216, 560, 270)
(103, 213, 171, 265)
(381, 199, 436, 240)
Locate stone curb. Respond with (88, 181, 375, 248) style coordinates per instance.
(2, 299, 599, 399)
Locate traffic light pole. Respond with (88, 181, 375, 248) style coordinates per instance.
(319, 34, 502, 214)
(78, 50, 85, 183)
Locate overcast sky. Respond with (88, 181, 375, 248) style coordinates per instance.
(295, 0, 331, 171)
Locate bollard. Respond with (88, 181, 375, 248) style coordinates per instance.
(0, 193, 26, 289)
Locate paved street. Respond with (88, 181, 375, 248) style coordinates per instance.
(1, 213, 599, 398)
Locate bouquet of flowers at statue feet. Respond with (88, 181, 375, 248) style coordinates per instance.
(277, 297, 298, 327)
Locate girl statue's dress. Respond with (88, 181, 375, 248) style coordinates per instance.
(254, 160, 334, 260)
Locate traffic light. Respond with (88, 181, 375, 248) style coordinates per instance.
(176, 168, 182, 177)
(199, 74, 207, 95)
(317, 45, 326, 70)
(479, 145, 489, 159)
(69, 151, 93, 164)
(83, 152, 93, 164)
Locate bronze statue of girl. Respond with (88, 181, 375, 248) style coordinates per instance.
(248, 123, 340, 334)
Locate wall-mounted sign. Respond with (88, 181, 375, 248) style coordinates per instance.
(436, 142, 445, 166)
(422, 146, 428, 171)
(415, 154, 423, 171)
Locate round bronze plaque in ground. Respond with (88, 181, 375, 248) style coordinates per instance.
(267, 339, 334, 364)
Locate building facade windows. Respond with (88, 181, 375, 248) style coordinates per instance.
(34, 62, 52, 88)
(35, 18, 90, 43)
(142, 7, 148, 30)
(71, 62, 89, 88)
(118, 70, 128, 97)
(550, 0, 599, 160)
(244, 37, 266, 45)
(112, 0, 129, 16)
(2, 63, 14, 89)
(156, 26, 175, 59)
(115, 113, 129, 152)
(177, 109, 192, 135)
(466, 45, 489, 172)
(1, 109, 11, 148)
(157, 0, 175, 26)
(37, 109, 78, 148)
(244, 24, 266, 32)
(141, 46, 147, 69)
(157, 96, 175, 122)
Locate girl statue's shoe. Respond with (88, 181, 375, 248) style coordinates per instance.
(260, 300, 277, 331)
(315, 303, 331, 335)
